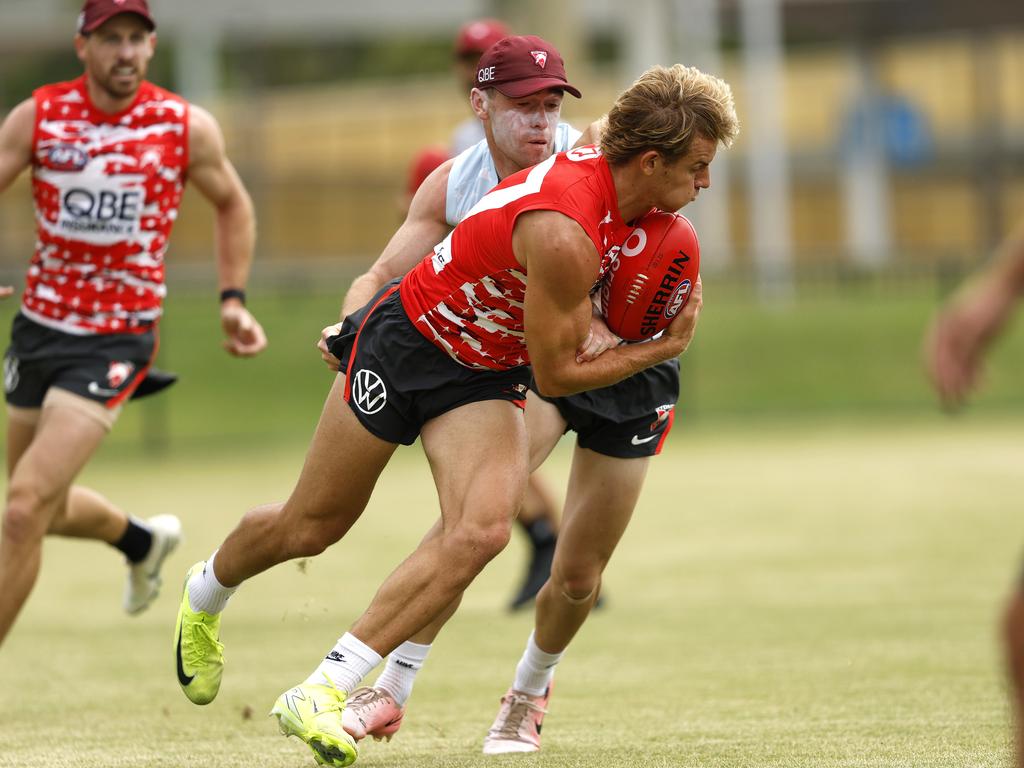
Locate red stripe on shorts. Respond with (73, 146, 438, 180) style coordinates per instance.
(343, 285, 401, 403)
(106, 327, 161, 409)
(653, 407, 675, 455)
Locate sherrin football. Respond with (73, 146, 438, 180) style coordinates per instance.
(599, 210, 700, 341)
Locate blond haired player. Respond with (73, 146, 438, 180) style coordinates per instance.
(173, 62, 734, 768)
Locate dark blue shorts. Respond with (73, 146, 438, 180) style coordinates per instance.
(532, 358, 680, 459)
(329, 281, 530, 445)
(4, 312, 156, 410)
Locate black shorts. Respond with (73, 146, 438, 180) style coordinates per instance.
(4, 312, 156, 410)
(329, 281, 531, 445)
(532, 358, 680, 459)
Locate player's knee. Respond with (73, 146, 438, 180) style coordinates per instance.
(558, 574, 600, 604)
(446, 517, 513, 572)
(283, 518, 336, 558)
(3, 485, 48, 546)
(551, 560, 603, 602)
(265, 500, 354, 558)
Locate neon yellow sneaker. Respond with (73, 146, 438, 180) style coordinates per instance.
(271, 678, 358, 767)
(174, 562, 224, 705)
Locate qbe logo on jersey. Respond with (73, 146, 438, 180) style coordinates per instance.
(59, 186, 143, 237)
(351, 369, 387, 414)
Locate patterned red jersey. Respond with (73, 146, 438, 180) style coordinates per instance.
(25, 75, 189, 335)
(399, 146, 632, 370)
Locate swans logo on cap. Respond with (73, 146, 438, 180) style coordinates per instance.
(530, 51, 548, 68)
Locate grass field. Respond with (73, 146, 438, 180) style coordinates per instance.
(1, 417, 1022, 767)
(1, 281, 1023, 766)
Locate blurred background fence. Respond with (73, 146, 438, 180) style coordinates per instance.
(2, 0, 1024, 446)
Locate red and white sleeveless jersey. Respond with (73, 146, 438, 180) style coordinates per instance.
(399, 147, 631, 370)
(25, 76, 189, 335)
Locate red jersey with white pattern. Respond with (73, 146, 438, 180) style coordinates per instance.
(25, 76, 189, 335)
(399, 146, 631, 371)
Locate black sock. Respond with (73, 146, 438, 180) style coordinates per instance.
(522, 518, 556, 548)
(114, 519, 153, 564)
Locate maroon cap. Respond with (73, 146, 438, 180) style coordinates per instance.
(454, 18, 511, 56)
(475, 35, 581, 99)
(78, 0, 155, 34)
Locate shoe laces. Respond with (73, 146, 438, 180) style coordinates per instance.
(184, 614, 223, 667)
(491, 692, 547, 740)
(347, 686, 393, 714)
(309, 673, 347, 716)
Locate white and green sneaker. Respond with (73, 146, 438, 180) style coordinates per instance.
(271, 678, 358, 767)
(174, 562, 224, 705)
(124, 514, 182, 614)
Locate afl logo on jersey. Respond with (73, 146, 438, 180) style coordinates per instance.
(46, 144, 89, 171)
(351, 369, 387, 414)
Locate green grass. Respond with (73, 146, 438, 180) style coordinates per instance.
(0, 280, 1022, 765)
(0, 418, 1020, 767)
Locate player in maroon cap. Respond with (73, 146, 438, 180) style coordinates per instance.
(451, 18, 513, 154)
(0, 0, 266, 648)
(401, 24, 570, 613)
(305, 33, 594, 737)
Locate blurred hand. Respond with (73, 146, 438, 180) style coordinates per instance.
(924, 276, 1014, 410)
(220, 301, 268, 357)
(0, 286, 13, 299)
(576, 312, 621, 363)
(664, 276, 703, 355)
(318, 322, 344, 371)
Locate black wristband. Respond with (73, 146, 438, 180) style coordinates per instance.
(219, 288, 247, 305)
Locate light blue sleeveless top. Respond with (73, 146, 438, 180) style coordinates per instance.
(444, 123, 583, 227)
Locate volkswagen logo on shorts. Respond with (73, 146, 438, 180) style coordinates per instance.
(3, 355, 19, 394)
(352, 368, 387, 414)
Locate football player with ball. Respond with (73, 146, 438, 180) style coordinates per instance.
(173, 63, 736, 767)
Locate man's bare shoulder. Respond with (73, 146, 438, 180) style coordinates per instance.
(514, 210, 595, 271)
(187, 104, 226, 164)
(1, 99, 37, 139)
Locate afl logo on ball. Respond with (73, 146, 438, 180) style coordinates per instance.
(664, 279, 692, 319)
(352, 369, 387, 414)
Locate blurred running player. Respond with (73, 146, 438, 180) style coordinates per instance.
(0, 0, 266, 648)
(925, 220, 1024, 768)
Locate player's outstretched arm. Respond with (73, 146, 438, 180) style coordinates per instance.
(317, 160, 454, 370)
(188, 105, 267, 357)
(340, 160, 453, 319)
(0, 99, 35, 298)
(521, 211, 697, 397)
(925, 224, 1024, 408)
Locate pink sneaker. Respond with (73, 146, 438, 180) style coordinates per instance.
(341, 687, 405, 742)
(481, 685, 551, 754)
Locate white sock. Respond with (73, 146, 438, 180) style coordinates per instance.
(373, 641, 431, 705)
(187, 551, 237, 614)
(305, 632, 383, 693)
(512, 631, 562, 696)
